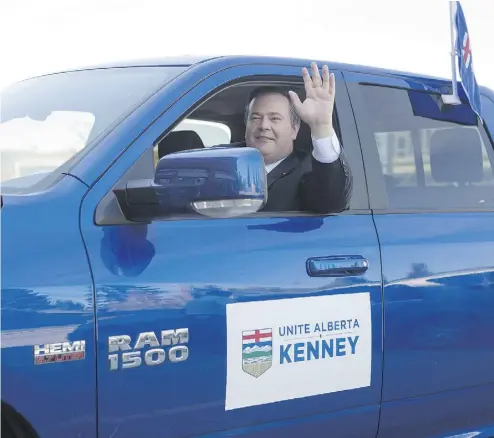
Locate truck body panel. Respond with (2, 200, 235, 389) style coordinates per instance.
(78, 61, 382, 438)
(345, 70, 494, 438)
(1, 177, 97, 438)
(2, 55, 494, 438)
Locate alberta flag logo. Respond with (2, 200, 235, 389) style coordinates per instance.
(242, 328, 272, 378)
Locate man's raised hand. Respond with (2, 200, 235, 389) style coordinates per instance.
(289, 62, 335, 139)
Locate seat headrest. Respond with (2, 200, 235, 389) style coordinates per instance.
(429, 128, 484, 183)
(158, 130, 204, 159)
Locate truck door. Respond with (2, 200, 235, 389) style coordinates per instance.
(345, 71, 494, 437)
(80, 61, 383, 438)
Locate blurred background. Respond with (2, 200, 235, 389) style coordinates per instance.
(1, 0, 493, 90)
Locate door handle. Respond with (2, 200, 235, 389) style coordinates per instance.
(306, 255, 369, 277)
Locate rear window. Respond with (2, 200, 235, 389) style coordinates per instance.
(0, 66, 185, 194)
(359, 85, 494, 210)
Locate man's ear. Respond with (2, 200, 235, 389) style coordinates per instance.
(292, 121, 301, 140)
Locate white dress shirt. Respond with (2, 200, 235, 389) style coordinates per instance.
(265, 131, 341, 173)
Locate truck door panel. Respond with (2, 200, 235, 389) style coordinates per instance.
(346, 70, 494, 438)
(80, 64, 383, 437)
(1, 180, 97, 438)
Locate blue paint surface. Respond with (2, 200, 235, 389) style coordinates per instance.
(2, 55, 494, 438)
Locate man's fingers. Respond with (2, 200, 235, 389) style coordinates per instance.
(302, 67, 314, 97)
(302, 63, 335, 101)
(322, 65, 330, 92)
(288, 90, 303, 113)
(311, 62, 322, 87)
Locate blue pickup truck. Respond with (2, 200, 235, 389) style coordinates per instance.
(2, 55, 494, 438)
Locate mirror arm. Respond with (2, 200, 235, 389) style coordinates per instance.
(125, 179, 159, 205)
(113, 179, 160, 223)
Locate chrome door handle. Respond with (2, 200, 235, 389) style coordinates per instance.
(306, 255, 369, 277)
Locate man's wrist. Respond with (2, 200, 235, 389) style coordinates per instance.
(309, 123, 334, 139)
(311, 131, 341, 164)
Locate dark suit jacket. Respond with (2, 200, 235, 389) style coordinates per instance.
(219, 142, 353, 214)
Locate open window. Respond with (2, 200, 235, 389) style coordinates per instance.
(152, 80, 334, 163)
(95, 74, 348, 225)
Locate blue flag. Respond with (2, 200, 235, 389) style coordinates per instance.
(454, 1, 482, 118)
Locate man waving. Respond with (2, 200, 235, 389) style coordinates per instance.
(242, 62, 353, 213)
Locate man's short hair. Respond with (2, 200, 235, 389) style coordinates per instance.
(244, 86, 301, 128)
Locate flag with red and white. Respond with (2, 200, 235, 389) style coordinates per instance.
(242, 328, 272, 346)
(452, 1, 481, 118)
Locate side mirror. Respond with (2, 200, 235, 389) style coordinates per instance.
(114, 147, 267, 221)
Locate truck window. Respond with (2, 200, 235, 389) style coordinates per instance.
(138, 78, 358, 216)
(360, 85, 494, 210)
(0, 66, 185, 194)
(152, 81, 336, 167)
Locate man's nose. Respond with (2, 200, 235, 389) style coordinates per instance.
(259, 117, 271, 130)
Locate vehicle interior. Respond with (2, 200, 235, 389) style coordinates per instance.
(96, 78, 347, 225)
(152, 80, 341, 164)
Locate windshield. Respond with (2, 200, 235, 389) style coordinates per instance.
(0, 65, 185, 194)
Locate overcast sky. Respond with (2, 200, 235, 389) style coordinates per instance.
(1, 0, 493, 91)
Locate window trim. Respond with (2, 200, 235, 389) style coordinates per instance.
(480, 92, 494, 146)
(347, 78, 494, 214)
